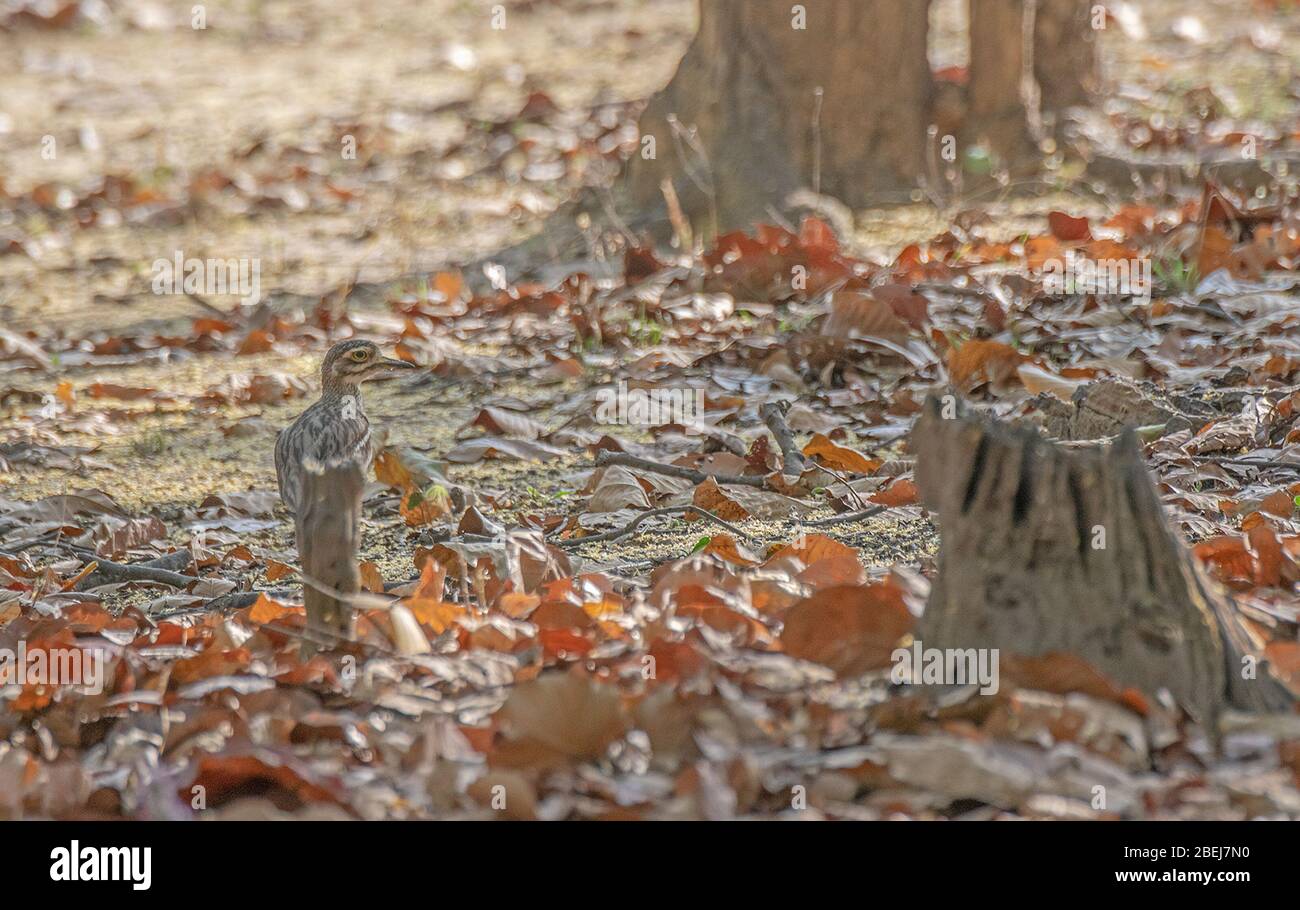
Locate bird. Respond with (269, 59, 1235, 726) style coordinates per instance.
(274, 339, 415, 650)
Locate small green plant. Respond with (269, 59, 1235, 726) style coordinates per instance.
(1153, 256, 1198, 295)
(629, 304, 667, 347)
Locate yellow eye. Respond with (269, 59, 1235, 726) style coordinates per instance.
(349, 349, 369, 362)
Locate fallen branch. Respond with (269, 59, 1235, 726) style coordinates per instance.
(64, 547, 197, 590)
(593, 450, 766, 487)
(77, 549, 194, 590)
(557, 506, 760, 549)
(760, 400, 807, 477)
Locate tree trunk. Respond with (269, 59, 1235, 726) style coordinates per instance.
(966, 0, 1035, 164)
(1033, 0, 1097, 117)
(471, 0, 1099, 285)
(911, 396, 1294, 735)
(624, 0, 933, 233)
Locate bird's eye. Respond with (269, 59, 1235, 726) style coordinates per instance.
(349, 349, 369, 362)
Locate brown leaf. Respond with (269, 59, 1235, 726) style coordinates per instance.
(444, 436, 568, 464)
(1001, 652, 1150, 715)
(265, 559, 295, 582)
(802, 433, 880, 474)
(779, 581, 914, 676)
(1047, 211, 1092, 242)
(947, 339, 1027, 391)
(692, 476, 750, 521)
(821, 290, 911, 340)
(586, 465, 652, 513)
(869, 477, 918, 507)
(701, 534, 762, 566)
(491, 669, 629, 770)
(466, 406, 546, 440)
(359, 561, 385, 594)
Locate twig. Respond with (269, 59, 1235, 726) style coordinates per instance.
(593, 450, 767, 488)
(760, 401, 807, 478)
(78, 550, 194, 590)
(814, 464, 869, 510)
(60, 546, 197, 590)
(1186, 455, 1300, 470)
(557, 506, 760, 549)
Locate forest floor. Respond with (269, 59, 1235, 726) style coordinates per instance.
(1, 0, 1300, 820)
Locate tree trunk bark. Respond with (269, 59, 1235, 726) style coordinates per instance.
(1033, 0, 1097, 117)
(911, 396, 1294, 735)
(470, 0, 1100, 286)
(966, 0, 1035, 165)
(624, 0, 933, 234)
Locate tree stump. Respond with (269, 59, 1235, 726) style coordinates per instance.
(297, 463, 365, 655)
(911, 396, 1293, 733)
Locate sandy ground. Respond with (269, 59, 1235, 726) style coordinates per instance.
(0, 0, 694, 335)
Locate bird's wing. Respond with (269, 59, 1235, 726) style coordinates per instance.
(298, 409, 372, 474)
(276, 404, 372, 517)
(273, 426, 298, 514)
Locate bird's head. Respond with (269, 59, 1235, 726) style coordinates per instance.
(321, 339, 415, 392)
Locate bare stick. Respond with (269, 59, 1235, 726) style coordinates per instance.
(760, 401, 807, 478)
(77, 550, 194, 590)
(60, 546, 197, 590)
(593, 450, 766, 488)
(557, 506, 760, 549)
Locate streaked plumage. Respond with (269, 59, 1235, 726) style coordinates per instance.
(274, 339, 412, 513)
(274, 339, 414, 649)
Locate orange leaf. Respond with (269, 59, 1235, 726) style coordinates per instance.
(265, 559, 295, 582)
(1047, 211, 1092, 242)
(405, 597, 465, 634)
(870, 477, 918, 507)
(692, 477, 750, 521)
(400, 485, 452, 527)
(237, 330, 274, 355)
(1002, 652, 1149, 715)
(359, 561, 385, 594)
(779, 581, 915, 676)
(802, 433, 881, 474)
(947, 339, 1026, 391)
(497, 592, 541, 619)
(701, 533, 762, 566)
(373, 449, 415, 489)
(246, 592, 295, 625)
(413, 558, 446, 601)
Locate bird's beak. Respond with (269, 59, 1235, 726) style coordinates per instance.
(379, 356, 417, 372)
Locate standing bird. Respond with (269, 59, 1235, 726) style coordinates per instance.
(274, 339, 415, 650)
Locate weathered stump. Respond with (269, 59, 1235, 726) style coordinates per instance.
(296, 463, 365, 654)
(912, 395, 1293, 733)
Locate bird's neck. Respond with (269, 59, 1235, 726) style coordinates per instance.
(321, 378, 362, 403)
